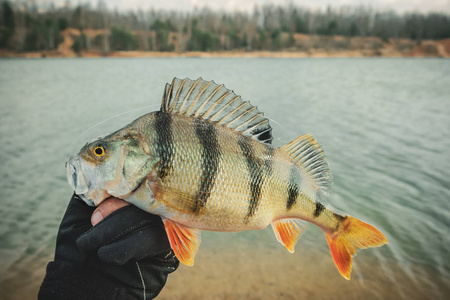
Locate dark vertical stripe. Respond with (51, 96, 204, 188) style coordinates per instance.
(314, 202, 325, 217)
(334, 213, 346, 222)
(238, 136, 264, 222)
(154, 112, 174, 182)
(193, 119, 220, 213)
(286, 166, 299, 210)
(333, 213, 347, 230)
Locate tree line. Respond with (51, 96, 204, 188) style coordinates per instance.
(1, 1, 449, 53)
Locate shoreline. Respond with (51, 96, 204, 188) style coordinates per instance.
(1, 49, 449, 59)
(2, 29, 449, 59)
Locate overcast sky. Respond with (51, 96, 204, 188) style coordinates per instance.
(34, 0, 450, 14)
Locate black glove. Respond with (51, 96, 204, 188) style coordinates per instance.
(38, 194, 179, 300)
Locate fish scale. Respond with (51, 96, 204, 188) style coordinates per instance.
(67, 77, 388, 279)
(150, 115, 269, 230)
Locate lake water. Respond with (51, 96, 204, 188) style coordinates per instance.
(0, 57, 449, 299)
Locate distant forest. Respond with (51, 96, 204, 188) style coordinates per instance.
(1, 0, 449, 53)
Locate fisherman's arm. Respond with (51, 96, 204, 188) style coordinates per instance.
(38, 194, 179, 300)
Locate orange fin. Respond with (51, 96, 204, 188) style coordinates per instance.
(271, 219, 307, 253)
(325, 216, 388, 280)
(162, 219, 201, 266)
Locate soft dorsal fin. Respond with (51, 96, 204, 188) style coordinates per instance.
(161, 77, 273, 144)
(279, 134, 332, 196)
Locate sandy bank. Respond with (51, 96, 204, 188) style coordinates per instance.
(1, 48, 449, 59)
(1, 28, 449, 58)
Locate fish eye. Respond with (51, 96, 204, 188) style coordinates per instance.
(93, 145, 105, 157)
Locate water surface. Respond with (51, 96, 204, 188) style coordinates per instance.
(0, 57, 449, 299)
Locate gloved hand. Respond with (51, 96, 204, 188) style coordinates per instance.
(38, 194, 179, 300)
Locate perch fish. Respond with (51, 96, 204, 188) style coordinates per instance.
(66, 77, 388, 279)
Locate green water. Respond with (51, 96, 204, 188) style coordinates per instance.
(0, 58, 449, 299)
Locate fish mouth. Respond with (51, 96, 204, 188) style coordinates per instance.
(66, 153, 144, 207)
(66, 155, 110, 206)
(66, 156, 89, 195)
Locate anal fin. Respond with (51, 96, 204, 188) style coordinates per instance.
(271, 218, 307, 253)
(162, 219, 201, 266)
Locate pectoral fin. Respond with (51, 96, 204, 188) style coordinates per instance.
(271, 218, 307, 253)
(150, 181, 203, 214)
(162, 218, 201, 266)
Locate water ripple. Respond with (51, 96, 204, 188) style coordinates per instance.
(1, 58, 449, 299)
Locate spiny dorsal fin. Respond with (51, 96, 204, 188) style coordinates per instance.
(161, 77, 273, 144)
(279, 134, 332, 196)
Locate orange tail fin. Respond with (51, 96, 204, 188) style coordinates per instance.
(325, 216, 388, 280)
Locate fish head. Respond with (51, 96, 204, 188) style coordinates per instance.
(66, 126, 156, 206)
